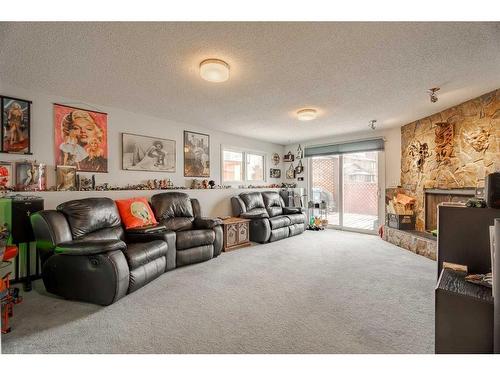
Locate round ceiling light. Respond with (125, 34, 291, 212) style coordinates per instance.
(297, 108, 318, 121)
(199, 59, 230, 83)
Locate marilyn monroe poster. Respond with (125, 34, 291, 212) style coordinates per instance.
(122, 133, 175, 172)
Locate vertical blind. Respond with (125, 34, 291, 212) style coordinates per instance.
(304, 138, 385, 157)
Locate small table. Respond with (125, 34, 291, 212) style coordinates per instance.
(221, 217, 251, 252)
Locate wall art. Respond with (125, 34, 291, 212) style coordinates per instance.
(270, 168, 281, 178)
(56, 165, 77, 191)
(296, 144, 303, 159)
(54, 104, 108, 173)
(283, 151, 294, 162)
(122, 132, 175, 172)
(271, 152, 280, 166)
(1, 96, 31, 154)
(286, 163, 295, 179)
(15, 161, 46, 191)
(0, 161, 14, 190)
(184, 130, 210, 177)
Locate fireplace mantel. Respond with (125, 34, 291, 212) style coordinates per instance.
(424, 188, 476, 196)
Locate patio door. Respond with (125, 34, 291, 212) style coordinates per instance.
(310, 151, 380, 233)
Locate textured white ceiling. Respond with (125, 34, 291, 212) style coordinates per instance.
(0, 22, 499, 145)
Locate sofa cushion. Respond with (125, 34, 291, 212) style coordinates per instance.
(240, 208, 269, 219)
(57, 198, 122, 239)
(240, 192, 265, 211)
(286, 213, 306, 225)
(123, 240, 168, 270)
(176, 229, 215, 250)
(161, 217, 194, 231)
(151, 192, 194, 220)
(115, 197, 158, 229)
(269, 215, 291, 229)
(262, 191, 283, 217)
(269, 227, 290, 242)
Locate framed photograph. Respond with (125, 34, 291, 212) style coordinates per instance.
(271, 152, 280, 166)
(1, 96, 31, 154)
(56, 165, 77, 191)
(286, 164, 296, 179)
(15, 161, 46, 191)
(283, 151, 294, 162)
(54, 104, 108, 173)
(122, 133, 175, 172)
(270, 168, 281, 179)
(184, 130, 210, 177)
(0, 161, 14, 190)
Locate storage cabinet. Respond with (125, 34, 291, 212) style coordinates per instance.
(221, 217, 251, 252)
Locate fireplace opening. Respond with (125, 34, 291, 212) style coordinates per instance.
(424, 188, 475, 231)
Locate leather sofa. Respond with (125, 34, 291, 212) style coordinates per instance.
(31, 197, 174, 305)
(150, 192, 223, 267)
(231, 191, 306, 243)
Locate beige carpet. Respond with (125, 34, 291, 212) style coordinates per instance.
(1, 230, 435, 354)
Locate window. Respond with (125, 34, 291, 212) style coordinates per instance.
(222, 147, 266, 184)
(246, 153, 264, 181)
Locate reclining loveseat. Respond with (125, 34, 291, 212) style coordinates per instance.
(231, 191, 306, 243)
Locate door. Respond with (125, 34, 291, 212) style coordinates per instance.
(309, 151, 379, 233)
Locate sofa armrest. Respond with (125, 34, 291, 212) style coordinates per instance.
(283, 207, 303, 214)
(241, 209, 269, 219)
(194, 217, 222, 229)
(126, 224, 167, 235)
(55, 239, 127, 256)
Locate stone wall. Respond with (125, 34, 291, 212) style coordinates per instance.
(401, 89, 500, 231)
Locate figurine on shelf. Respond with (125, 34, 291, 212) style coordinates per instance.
(167, 179, 174, 189)
(208, 180, 216, 189)
(202, 179, 209, 189)
(191, 179, 201, 189)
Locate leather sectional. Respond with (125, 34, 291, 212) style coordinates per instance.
(231, 191, 306, 243)
(30, 193, 223, 305)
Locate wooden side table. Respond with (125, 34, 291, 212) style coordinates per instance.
(221, 217, 251, 252)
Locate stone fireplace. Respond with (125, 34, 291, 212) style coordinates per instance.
(383, 88, 499, 260)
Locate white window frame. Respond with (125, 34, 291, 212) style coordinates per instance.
(221, 145, 267, 185)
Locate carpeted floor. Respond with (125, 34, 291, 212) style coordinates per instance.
(1, 230, 436, 354)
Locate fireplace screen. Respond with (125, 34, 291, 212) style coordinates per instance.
(424, 189, 475, 231)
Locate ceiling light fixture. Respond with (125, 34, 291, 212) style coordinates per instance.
(368, 120, 377, 130)
(428, 87, 440, 103)
(297, 108, 318, 121)
(199, 59, 230, 83)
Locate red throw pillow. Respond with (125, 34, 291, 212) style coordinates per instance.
(115, 197, 158, 229)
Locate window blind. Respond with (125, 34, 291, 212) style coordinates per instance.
(304, 138, 385, 157)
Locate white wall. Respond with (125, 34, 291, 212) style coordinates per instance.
(284, 127, 401, 227)
(0, 80, 286, 194)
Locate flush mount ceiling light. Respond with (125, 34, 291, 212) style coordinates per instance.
(199, 59, 230, 83)
(297, 108, 318, 121)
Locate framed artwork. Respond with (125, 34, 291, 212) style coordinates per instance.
(296, 144, 303, 160)
(15, 161, 46, 191)
(56, 165, 77, 191)
(283, 151, 294, 162)
(286, 163, 296, 179)
(184, 130, 210, 177)
(270, 168, 281, 178)
(0, 161, 14, 190)
(271, 152, 280, 166)
(295, 159, 304, 174)
(122, 133, 175, 172)
(1, 96, 31, 154)
(54, 104, 108, 173)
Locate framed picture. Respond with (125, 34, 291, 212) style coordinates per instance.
(122, 133, 175, 172)
(15, 161, 46, 191)
(295, 159, 304, 174)
(56, 165, 77, 191)
(286, 163, 296, 179)
(0, 161, 14, 190)
(270, 168, 281, 178)
(54, 104, 108, 173)
(1, 96, 31, 154)
(271, 152, 280, 166)
(184, 130, 210, 177)
(283, 151, 294, 162)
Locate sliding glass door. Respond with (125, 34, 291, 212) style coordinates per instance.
(310, 151, 379, 233)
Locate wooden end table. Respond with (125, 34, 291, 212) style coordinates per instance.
(221, 217, 251, 252)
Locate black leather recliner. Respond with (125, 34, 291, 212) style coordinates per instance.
(150, 192, 223, 267)
(231, 191, 306, 243)
(30, 197, 174, 305)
